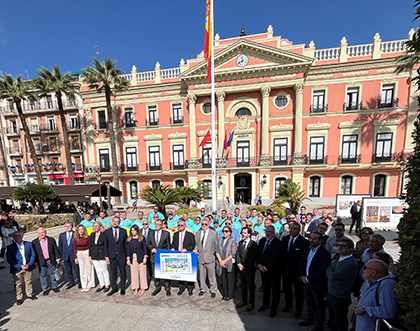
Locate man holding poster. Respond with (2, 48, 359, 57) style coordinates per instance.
(171, 220, 196, 296)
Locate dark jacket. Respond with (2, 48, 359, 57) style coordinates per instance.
(73, 211, 83, 226)
(103, 227, 127, 260)
(299, 245, 331, 287)
(147, 230, 171, 263)
(171, 231, 195, 252)
(350, 204, 362, 221)
(257, 236, 285, 273)
(89, 232, 106, 260)
(126, 238, 148, 263)
(58, 231, 76, 262)
(282, 234, 310, 278)
(32, 236, 61, 267)
(236, 239, 257, 274)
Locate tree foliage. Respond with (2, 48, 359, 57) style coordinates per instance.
(175, 181, 208, 207)
(140, 184, 180, 218)
(272, 179, 306, 214)
(12, 183, 56, 213)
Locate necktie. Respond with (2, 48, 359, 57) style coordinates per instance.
(180, 232, 183, 251)
(67, 233, 71, 246)
(263, 239, 270, 253)
(201, 231, 206, 247)
(114, 229, 118, 242)
(244, 240, 247, 251)
(156, 231, 160, 246)
(288, 237, 295, 251)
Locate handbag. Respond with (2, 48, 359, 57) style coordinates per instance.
(54, 262, 65, 282)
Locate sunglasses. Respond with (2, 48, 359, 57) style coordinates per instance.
(362, 231, 371, 234)
(335, 229, 344, 232)
(202, 223, 209, 226)
(222, 230, 229, 233)
(142, 223, 148, 225)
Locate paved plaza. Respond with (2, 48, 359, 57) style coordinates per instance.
(0, 213, 400, 331)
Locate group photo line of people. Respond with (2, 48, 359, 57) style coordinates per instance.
(1, 204, 398, 331)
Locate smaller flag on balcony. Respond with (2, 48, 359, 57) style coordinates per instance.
(199, 129, 211, 147)
(226, 129, 234, 147)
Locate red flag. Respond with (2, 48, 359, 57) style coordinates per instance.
(223, 126, 228, 150)
(199, 130, 211, 147)
(204, 0, 212, 83)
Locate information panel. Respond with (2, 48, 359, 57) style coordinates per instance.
(335, 194, 371, 218)
(154, 249, 198, 282)
(361, 197, 408, 229)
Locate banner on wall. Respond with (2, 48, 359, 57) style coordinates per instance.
(361, 197, 408, 229)
(335, 194, 371, 218)
(154, 249, 198, 282)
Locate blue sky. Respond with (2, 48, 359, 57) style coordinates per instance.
(0, 0, 416, 78)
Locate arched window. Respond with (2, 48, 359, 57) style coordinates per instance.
(151, 180, 161, 187)
(235, 108, 252, 117)
(274, 177, 286, 198)
(341, 176, 353, 194)
(203, 179, 212, 198)
(202, 102, 211, 115)
(129, 181, 138, 199)
(309, 176, 321, 197)
(373, 174, 386, 196)
(175, 179, 184, 188)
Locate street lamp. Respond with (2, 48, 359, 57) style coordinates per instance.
(96, 172, 103, 211)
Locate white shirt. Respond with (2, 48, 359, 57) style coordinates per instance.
(155, 230, 162, 245)
(339, 254, 353, 262)
(178, 230, 186, 251)
(288, 235, 298, 251)
(16, 242, 26, 265)
(306, 245, 321, 276)
(201, 230, 208, 248)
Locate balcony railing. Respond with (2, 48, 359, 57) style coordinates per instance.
(30, 125, 40, 133)
(273, 156, 292, 166)
(170, 116, 184, 124)
(310, 104, 328, 113)
(1, 100, 79, 113)
(93, 122, 107, 130)
(306, 156, 328, 165)
(5, 127, 19, 134)
(378, 98, 399, 109)
(8, 148, 22, 155)
(120, 164, 139, 172)
(372, 152, 402, 163)
(170, 162, 185, 170)
(343, 102, 363, 111)
(146, 163, 161, 171)
(40, 124, 57, 132)
(69, 122, 80, 130)
(146, 118, 159, 126)
(123, 120, 136, 128)
(338, 154, 362, 164)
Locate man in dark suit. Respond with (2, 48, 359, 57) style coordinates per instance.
(281, 221, 310, 318)
(104, 216, 128, 296)
(6, 232, 37, 305)
(171, 219, 195, 296)
(147, 219, 171, 296)
(141, 220, 154, 281)
(58, 222, 80, 289)
(257, 225, 285, 318)
(32, 227, 61, 295)
(299, 232, 331, 331)
(349, 200, 362, 234)
(236, 226, 258, 311)
(73, 205, 84, 226)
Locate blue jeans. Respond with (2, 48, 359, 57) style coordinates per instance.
(40, 260, 58, 291)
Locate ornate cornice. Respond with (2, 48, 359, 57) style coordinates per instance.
(374, 118, 401, 127)
(144, 133, 163, 141)
(306, 122, 331, 131)
(168, 132, 188, 140)
(121, 135, 139, 142)
(93, 137, 110, 143)
(338, 120, 365, 129)
(269, 123, 294, 132)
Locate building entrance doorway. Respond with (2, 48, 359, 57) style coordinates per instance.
(234, 173, 252, 205)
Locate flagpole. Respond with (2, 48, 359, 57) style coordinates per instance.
(210, 0, 217, 213)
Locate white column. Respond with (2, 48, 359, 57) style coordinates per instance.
(217, 91, 226, 158)
(260, 86, 271, 156)
(293, 84, 304, 162)
(187, 93, 197, 160)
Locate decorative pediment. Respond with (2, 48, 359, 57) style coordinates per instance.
(122, 134, 139, 142)
(180, 39, 313, 82)
(269, 123, 294, 132)
(168, 132, 187, 140)
(144, 133, 163, 141)
(339, 120, 365, 129)
(94, 137, 110, 143)
(306, 122, 331, 131)
(374, 118, 401, 126)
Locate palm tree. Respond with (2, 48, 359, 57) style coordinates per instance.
(83, 58, 128, 202)
(273, 178, 306, 214)
(34, 65, 80, 185)
(12, 182, 56, 213)
(0, 74, 42, 183)
(175, 185, 205, 208)
(140, 184, 180, 219)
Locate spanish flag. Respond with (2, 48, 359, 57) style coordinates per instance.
(204, 0, 212, 84)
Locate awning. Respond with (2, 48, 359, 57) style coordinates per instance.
(0, 187, 15, 199)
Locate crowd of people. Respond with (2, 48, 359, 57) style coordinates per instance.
(0, 205, 399, 331)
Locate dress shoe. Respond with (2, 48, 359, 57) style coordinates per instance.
(30, 295, 37, 300)
(198, 291, 205, 296)
(120, 288, 125, 296)
(188, 290, 193, 296)
(166, 290, 171, 297)
(310, 327, 324, 331)
(246, 304, 254, 312)
(103, 287, 110, 293)
(43, 290, 49, 296)
(107, 288, 118, 296)
(151, 288, 161, 296)
(17, 300, 23, 306)
(236, 302, 247, 308)
(78, 284, 82, 289)
(222, 296, 227, 301)
(66, 283, 76, 290)
(269, 310, 277, 318)
(294, 310, 302, 318)
(282, 305, 292, 312)
(177, 289, 185, 296)
(52, 288, 60, 293)
(258, 305, 268, 312)
(225, 297, 232, 302)
(96, 287, 104, 293)
(298, 320, 315, 327)
(210, 293, 216, 298)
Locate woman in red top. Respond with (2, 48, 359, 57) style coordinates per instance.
(74, 225, 95, 292)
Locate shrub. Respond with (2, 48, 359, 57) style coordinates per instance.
(248, 205, 286, 218)
(14, 213, 73, 233)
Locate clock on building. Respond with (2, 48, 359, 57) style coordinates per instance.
(236, 54, 249, 67)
